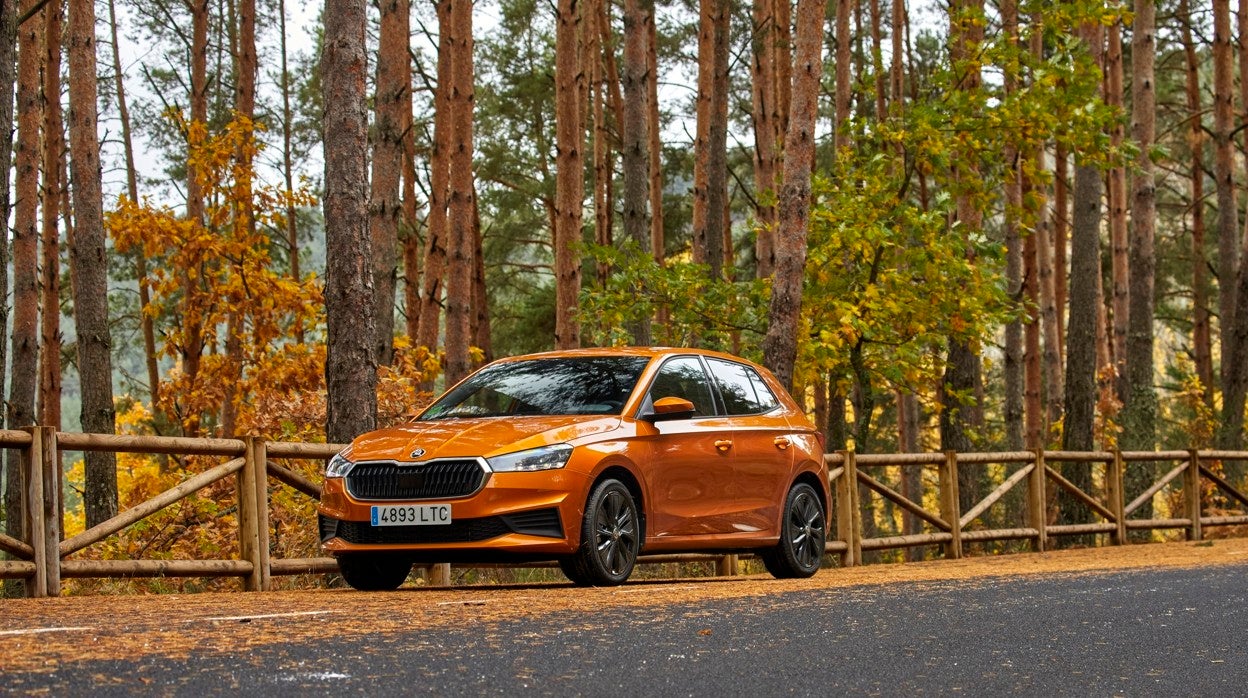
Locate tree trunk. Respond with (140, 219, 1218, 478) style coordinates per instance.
(442, 0, 475, 386)
(1213, 0, 1238, 429)
(416, 0, 453, 358)
(750, 0, 778, 279)
(647, 9, 663, 267)
(40, 0, 64, 431)
(1002, 0, 1023, 451)
(10, 1, 41, 440)
(323, 0, 378, 443)
(181, 0, 209, 436)
(1121, 0, 1156, 454)
(588, 0, 609, 286)
(941, 0, 984, 468)
(692, 0, 728, 280)
(761, 0, 821, 392)
(370, 0, 409, 366)
(68, 0, 119, 525)
(833, 0, 851, 151)
(279, 0, 305, 344)
(553, 0, 583, 354)
(0, 0, 15, 596)
(1106, 19, 1128, 396)
(621, 0, 651, 344)
(1054, 144, 1068, 357)
(1182, 0, 1212, 404)
(470, 187, 491, 363)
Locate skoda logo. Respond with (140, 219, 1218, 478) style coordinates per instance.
(409, 448, 426, 459)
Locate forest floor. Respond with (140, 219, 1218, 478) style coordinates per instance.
(2, 536, 1246, 674)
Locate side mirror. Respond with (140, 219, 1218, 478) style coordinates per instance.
(643, 396, 696, 422)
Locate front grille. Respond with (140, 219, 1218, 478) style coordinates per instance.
(346, 459, 488, 500)
(320, 507, 564, 545)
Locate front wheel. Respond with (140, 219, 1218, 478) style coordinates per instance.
(337, 553, 413, 591)
(564, 479, 640, 586)
(762, 482, 826, 579)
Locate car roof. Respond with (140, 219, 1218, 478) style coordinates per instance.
(494, 347, 754, 364)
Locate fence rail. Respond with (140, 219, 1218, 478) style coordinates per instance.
(1, 428, 1246, 597)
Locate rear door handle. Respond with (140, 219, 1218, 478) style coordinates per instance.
(714, 440, 733, 452)
(773, 436, 791, 450)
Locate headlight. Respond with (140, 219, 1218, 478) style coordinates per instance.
(488, 444, 573, 472)
(326, 453, 354, 478)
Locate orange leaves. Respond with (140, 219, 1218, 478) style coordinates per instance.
(108, 113, 323, 438)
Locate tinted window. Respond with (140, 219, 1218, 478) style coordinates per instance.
(707, 359, 775, 415)
(647, 357, 717, 416)
(747, 370, 780, 411)
(419, 357, 648, 419)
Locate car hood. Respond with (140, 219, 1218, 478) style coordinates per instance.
(344, 415, 624, 462)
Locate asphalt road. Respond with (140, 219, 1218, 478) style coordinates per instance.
(7, 562, 1247, 696)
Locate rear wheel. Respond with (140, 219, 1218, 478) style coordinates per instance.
(337, 554, 413, 591)
(566, 479, 640, 586)
(762, 482, 826, 579)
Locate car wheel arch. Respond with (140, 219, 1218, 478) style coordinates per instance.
(588, 464, 647, 547)
(789, 470, 830, 532)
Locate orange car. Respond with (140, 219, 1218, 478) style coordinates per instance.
(318, 347, 830, 588)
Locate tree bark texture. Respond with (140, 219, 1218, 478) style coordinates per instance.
(750, 0, 779, 279)
(621, 0, 651, 344)
(646, 10, 663, 267)
(1002, 0, 1023, 451)
(40, 0, 64, 431)
(416, 0, 453, 358)
(1106, 20, 1128, 395)
(323, 0, 378, 443)
(1213, 0, 1237, 416)
(11, 3, 41, 437)
(761, 0, 821, 393)
(555, 0, 586, 351)
(1121, 0, 1156, 454)
(69, 0, 120, 525)
(442, 0, 475, 386)
(691, 0, 729, 280)
(1182, 0, 1212, 403)
(833, 0, 851, 151)
(370, 0, 409, 366)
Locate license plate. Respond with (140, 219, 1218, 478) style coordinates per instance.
(370, 504, 452, 527)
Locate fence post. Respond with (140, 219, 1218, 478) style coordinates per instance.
(940, 451, 962, 559)
(429, 562, 452, 587)
(22, 427, 47, 597)
(1109, 450, 1126, 545)
(252, 438, 272, 591)
(1185, 449, 1203, 542)
(237, 437, 263, 592)
(39, 427, 61, 596)
(716, 554, 737, 576)
(836, 450, 859, 567)
(1028, 449, 1047, 553)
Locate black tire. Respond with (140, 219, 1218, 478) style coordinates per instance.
(337, 554, 413, 591)
(762, 482, 826, 579)
(566, 479, 640, 586)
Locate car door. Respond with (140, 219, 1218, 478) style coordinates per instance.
(638, 356, 739, 538)
(703, 358, 794, 535)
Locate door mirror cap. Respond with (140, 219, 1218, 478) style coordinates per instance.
(643, 396, 696, 422)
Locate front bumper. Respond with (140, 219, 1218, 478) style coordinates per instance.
(317, 468, 591, 558)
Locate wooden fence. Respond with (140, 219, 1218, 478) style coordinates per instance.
(1, 428, 1246, 597)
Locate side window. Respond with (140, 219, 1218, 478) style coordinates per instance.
(647, 357, 717, 417)
(747, 370, 780, 411)
(707, 359, 773, 415)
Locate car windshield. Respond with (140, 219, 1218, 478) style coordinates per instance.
(419, 356, 650, 419)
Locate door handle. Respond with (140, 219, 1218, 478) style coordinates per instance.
(714, 440, 733, 452)
(773, 436, 791, 450)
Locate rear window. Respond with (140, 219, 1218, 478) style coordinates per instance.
(707, 358, 779, 415)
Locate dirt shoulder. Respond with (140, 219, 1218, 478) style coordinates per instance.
(2, 537, 1246, 674)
